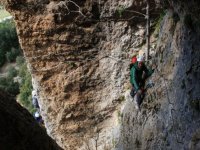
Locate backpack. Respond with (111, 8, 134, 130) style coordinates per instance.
(131, 56, 137, 64)
(129, 56, 137, 70)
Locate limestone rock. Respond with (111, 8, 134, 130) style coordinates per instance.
(4, 0, 200, 149)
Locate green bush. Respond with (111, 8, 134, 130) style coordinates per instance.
(18, 62, 35, 113)
(16, 56, 25, 66)
(7, 81, 19, 95)
(0, 20, 22, 95)
(0, 76, 19, 95)
(0, 65, 19, 95)
(0, 20, 21, 66)
(6, 48, 21, 62)
(19, 78, 32, 107)
(0, 19, 34, 113)
(0, 59, 34, 113)
(1, 66, 19, 95)
(7, 66, 18, 79)
(0, 49, 6, 66)
(18, 63, 28, 84)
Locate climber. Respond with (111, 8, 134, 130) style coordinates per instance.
(34, 111, 44, 125)
(130, 52, 154, 110)
(32, 90, 39, 109)
(129, 55, 137, 70)
(32, 95, 39, 109)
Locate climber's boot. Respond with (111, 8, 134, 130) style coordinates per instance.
(134, 92, 141, 110)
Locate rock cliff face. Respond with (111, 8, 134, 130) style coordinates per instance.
(118, 1, 200, 149)
(0, 90, 62, 150)
(5, 0, 200, 149)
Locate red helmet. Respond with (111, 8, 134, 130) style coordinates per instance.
(131, 56, 137, 64)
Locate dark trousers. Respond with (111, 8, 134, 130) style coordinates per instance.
(130, 83, 145, 106)
(130, 80, 145, 97)
(130, 85, 136, 98)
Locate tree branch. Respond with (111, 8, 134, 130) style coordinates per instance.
(125, 10, 146, 17)
(84, 16, 145, 23)
(67, 0, 86, 17)
(57, 0, 86, 17)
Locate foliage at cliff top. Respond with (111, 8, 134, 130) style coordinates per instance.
(0, 9, 11, 20)
(17, 58, 35, 114)
(0, 66, 19, 95)
(0, 19, 21, 66)
(0, 20, 21, 95)
(0, 18, 34, 114)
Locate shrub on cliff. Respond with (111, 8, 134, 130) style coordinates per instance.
(0, 20, 21, 66)
(0, 49, 6, 66)
(0, 66, 19, 95)
(18, 60, 35, 113)
(7, 65, 18, 79)
(16, 56, 25, 66)
(0, 19, 34, 113)
(0, 56, 35, 113)
(6, 48, 21, 62)
(0, 78, 19, 95)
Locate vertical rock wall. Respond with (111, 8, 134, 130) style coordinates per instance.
(5, 0, 160, 149)
(119, 1, 200, 149)
(5, 0, 200, 150)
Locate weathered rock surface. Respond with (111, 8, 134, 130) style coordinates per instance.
(4, 0, 200, 149)
(0, 90, 62, 150)
(5, 0, 160, 149)
(118, 1, 200, 149)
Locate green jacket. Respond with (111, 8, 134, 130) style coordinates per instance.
(130, 62, 153, 91)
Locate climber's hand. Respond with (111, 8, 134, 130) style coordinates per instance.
(151, 64, 157, 70)
(141, 87, 145, 93)
(137, 89, 142, 94)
